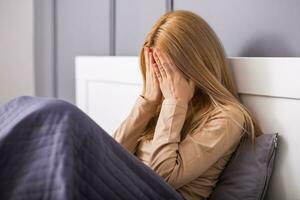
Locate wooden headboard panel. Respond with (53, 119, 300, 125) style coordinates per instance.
(75, 56, 300, 200)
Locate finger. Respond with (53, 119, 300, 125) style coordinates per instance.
(150, 51, 158, 78)
(152, 63, 162, 83)
(149, 50, 156, 66)
(161, 60, 172, 78)
(148, 53, 155, 83)
(153, 51, 167, 80)
(154, 50, 168, 78)
(150, 63, 155, 81)
(156, 51, 184, 82)
(155, 48, 174, 71)
(152, 49, 162, 68)
(149, 54, 154, 79)
(151, 63, 159, 84)
(156, 48, 181, 75)
(149, 52, 156, 83)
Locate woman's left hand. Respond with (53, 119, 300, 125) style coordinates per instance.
(152, 48, 195, 104)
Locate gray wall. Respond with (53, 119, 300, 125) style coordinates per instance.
(174, 0, 300, 57)
(55, 0, 111, 101)
(34, 0, 172, 104)
(34, 0, 55, 97)
(34, 0, 300, 104)
(115, 0, 167, 55)
(0, 0, 34, 106)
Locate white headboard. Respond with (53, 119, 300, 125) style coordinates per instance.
(75, 56, 300, 200)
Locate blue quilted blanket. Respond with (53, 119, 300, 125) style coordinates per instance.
(0, 96, 185, 200)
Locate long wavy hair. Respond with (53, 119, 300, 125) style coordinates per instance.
(137, 10, 262, 143)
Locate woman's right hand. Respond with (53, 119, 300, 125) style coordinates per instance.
(142, 47, 162, 105)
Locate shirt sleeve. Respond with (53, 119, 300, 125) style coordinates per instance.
(112, 95, 158, 154)
(149, 100, 245, 189)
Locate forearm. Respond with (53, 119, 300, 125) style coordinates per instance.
(112, 95, 158, 153)
(148, 98, 188, 183)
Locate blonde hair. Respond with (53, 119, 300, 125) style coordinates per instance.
(138, 10, 262, 143)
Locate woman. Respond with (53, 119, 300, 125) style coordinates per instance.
(0, 10, 262, 200)
(113, 9, 262, 200)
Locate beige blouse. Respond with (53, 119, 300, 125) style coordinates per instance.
(112, 95, 245, 200)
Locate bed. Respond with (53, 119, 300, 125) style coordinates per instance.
(75, 56, 300, 200)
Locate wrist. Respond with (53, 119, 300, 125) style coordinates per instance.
(140, 95, 160, 106)
(163, 98, 188, 110)
(164, 98, 189, 105)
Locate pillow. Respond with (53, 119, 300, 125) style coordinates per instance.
(208, 133, 279, 200)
